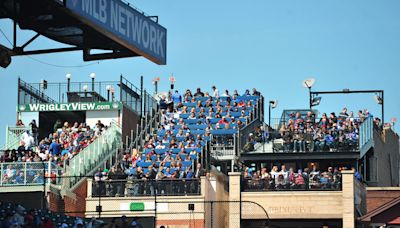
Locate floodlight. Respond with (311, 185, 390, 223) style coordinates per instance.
(269, 100, 278, 109)
(311, 96, 322, 106)
(374, 95, 383, 105)
(302, 78, 316, 88)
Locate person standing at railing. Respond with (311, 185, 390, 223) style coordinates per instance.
(22, 130, 34, 150)
(16, 119, 25, 127)
(29, 119, 39, 145)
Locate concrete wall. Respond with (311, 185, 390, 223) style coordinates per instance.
(372, 128, 400, 187)
(86, 110, 120, 128)
(236, 170, 359, 228)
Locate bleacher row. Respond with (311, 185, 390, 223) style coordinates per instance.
(133, 93, 261, 173)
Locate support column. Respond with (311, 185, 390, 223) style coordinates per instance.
(341, 170, 355, 228)
(87, 179, 93, 198)
(229, 172, 241, 228)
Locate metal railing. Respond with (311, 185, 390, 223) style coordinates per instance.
(359, 116, 374, 157)
(129, 111, 160, 153)
(91, 179, 201, 197)
(64, 121, 122, 188)
(0, 161, 62, 186)
(210, 134, 237, 158)
(3, 125, 32, 150)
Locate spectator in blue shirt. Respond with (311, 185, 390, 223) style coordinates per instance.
(49, 139, 61, 156)
(15, 172, 24, 184)
(172, 90, 182, 105)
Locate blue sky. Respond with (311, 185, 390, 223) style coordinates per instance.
(0, 0, 400, 144)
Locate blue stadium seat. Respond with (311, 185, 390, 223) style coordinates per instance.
(182, 161, 192, 168)
(136, 161, 153, 168)
(185, 148, 201, 153)
(182, 102, 197, 107)
(210, 129, 237, 135)
(179, 113, 190, 119)
(155, 148, 167, 155)
(190, 130, 206, 135)
(171, 148, 181, 154)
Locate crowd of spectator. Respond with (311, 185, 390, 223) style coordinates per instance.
(273, 108, 372, 152)
(0, 120, 108, 186)
(1, 120, 107, 165)
(94, 86, 261, 197)
(93, 162, 205, 197)
(242, 164, 343, 191)
(0, 201, 85, 228)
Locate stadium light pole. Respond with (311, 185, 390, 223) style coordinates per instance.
(268, 100, 278, 127)
(152, 77, 160, 94)
(169, 74, 175, 90)
(106, 85, 111, 101)
(302, 78, 316, 109)
(90, 73, 96, 91)
(66, 73, 71, 92)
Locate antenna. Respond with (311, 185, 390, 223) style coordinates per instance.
(302, 78, 316, 88)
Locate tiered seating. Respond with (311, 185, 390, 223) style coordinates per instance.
(130, 92, 261, 175)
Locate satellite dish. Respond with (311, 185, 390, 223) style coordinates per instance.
(373, 95, 383, 105)
(270, 100, 278, 109)
(302, 78, 316, 88)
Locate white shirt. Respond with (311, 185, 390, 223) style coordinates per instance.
(213, 89, 219, 98)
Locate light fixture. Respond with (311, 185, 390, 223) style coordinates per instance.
(302, 78, 316, 89)
(106, 85, 111, 91)
(66, 73, 72, 79)
(268, 100, 278, 127)
(269, 100, 278, 109)
(373, 94, 383, 105)
(90, 73, 96, 79)
(311, 97, 322, 106)
(83, 85, 88, 92)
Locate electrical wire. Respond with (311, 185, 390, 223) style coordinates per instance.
(0, 28, 13, 45)
(0, 28, 100, 68)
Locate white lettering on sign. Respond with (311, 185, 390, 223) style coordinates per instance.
(78, 0, 165, 58)
(23, 102, 120, 112)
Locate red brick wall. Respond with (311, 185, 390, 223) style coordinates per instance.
(156, 219, 205, 228)
(48, 191, 64, 213)
(64, 181, 87, 218)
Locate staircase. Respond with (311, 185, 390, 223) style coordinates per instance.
(3, 125, 31, 150)
(63, 121, 122, 189)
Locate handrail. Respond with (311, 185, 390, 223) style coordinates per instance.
(0, 161, 62, 186)
(64, 122, 122, 188)
(3, 125, 32, 150)
(129, 112, 159, 153)
(19, 79, 56, 104)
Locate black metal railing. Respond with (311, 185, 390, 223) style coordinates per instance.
(242, 174, 342, 192)
(92, 179, 201, 197)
